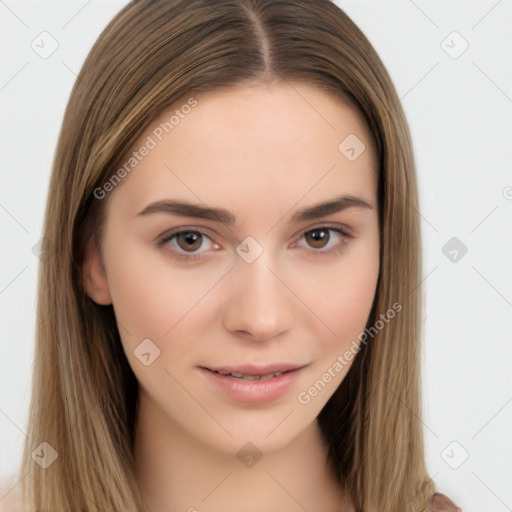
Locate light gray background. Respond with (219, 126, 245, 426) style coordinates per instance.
(1, 1, 511, 510)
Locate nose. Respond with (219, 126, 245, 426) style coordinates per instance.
(222, 244, 295, 342)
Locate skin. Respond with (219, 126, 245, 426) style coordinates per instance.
(84, 81, 380, 512)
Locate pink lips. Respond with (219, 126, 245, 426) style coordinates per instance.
(205, 363, 305, 375)
(199, 363, 307, 403)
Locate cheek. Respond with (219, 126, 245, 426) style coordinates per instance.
(103, 238, 228, 358)
(103, 242, 214, 401)
(331, 258, 379, 334)
(300, 251, 380, 392)
(293, 245, 379, 405)
(299, 240, 380, 346)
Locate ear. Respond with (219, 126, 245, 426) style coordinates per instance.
(82, 238, 112, 305)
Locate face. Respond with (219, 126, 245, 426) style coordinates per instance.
(84, 81, 380, 455)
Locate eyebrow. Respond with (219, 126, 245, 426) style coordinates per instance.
(136, 194, 373, 225)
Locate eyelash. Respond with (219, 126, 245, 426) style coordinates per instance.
(156, 225, 354, 262)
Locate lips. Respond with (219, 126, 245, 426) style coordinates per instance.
(201, 363, 306, 380)
(199, 363, 308, 403)
(207, 369, 286, 381)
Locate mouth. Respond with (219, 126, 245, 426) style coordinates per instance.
(200, 362, 306, 379)
(204, 368, 292, 381)
(198, 363, 308, 403)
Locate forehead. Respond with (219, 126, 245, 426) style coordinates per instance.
(107, 81, 378, 219)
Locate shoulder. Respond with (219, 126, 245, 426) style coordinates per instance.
(0, 476, 25, 512)
(426, 492, 462, 512)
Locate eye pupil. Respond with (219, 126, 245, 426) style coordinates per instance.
(177, 231, 202, 251)
(306, 229, 329, 248)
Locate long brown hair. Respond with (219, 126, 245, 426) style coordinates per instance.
(20, 0, 435, 510)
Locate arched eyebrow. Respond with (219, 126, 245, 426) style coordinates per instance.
(136, 194, 373, 225)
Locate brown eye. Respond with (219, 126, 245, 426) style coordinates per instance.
(175, 231, 203, 252)
(158, 228, 218, 262)
(304, 228, 330, 249)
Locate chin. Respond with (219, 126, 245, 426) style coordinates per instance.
(187, 402, 321, 458)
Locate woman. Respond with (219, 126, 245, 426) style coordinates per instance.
(3, 0, 461, 510)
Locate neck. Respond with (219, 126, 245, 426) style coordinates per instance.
(133, 391, 352, 512)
